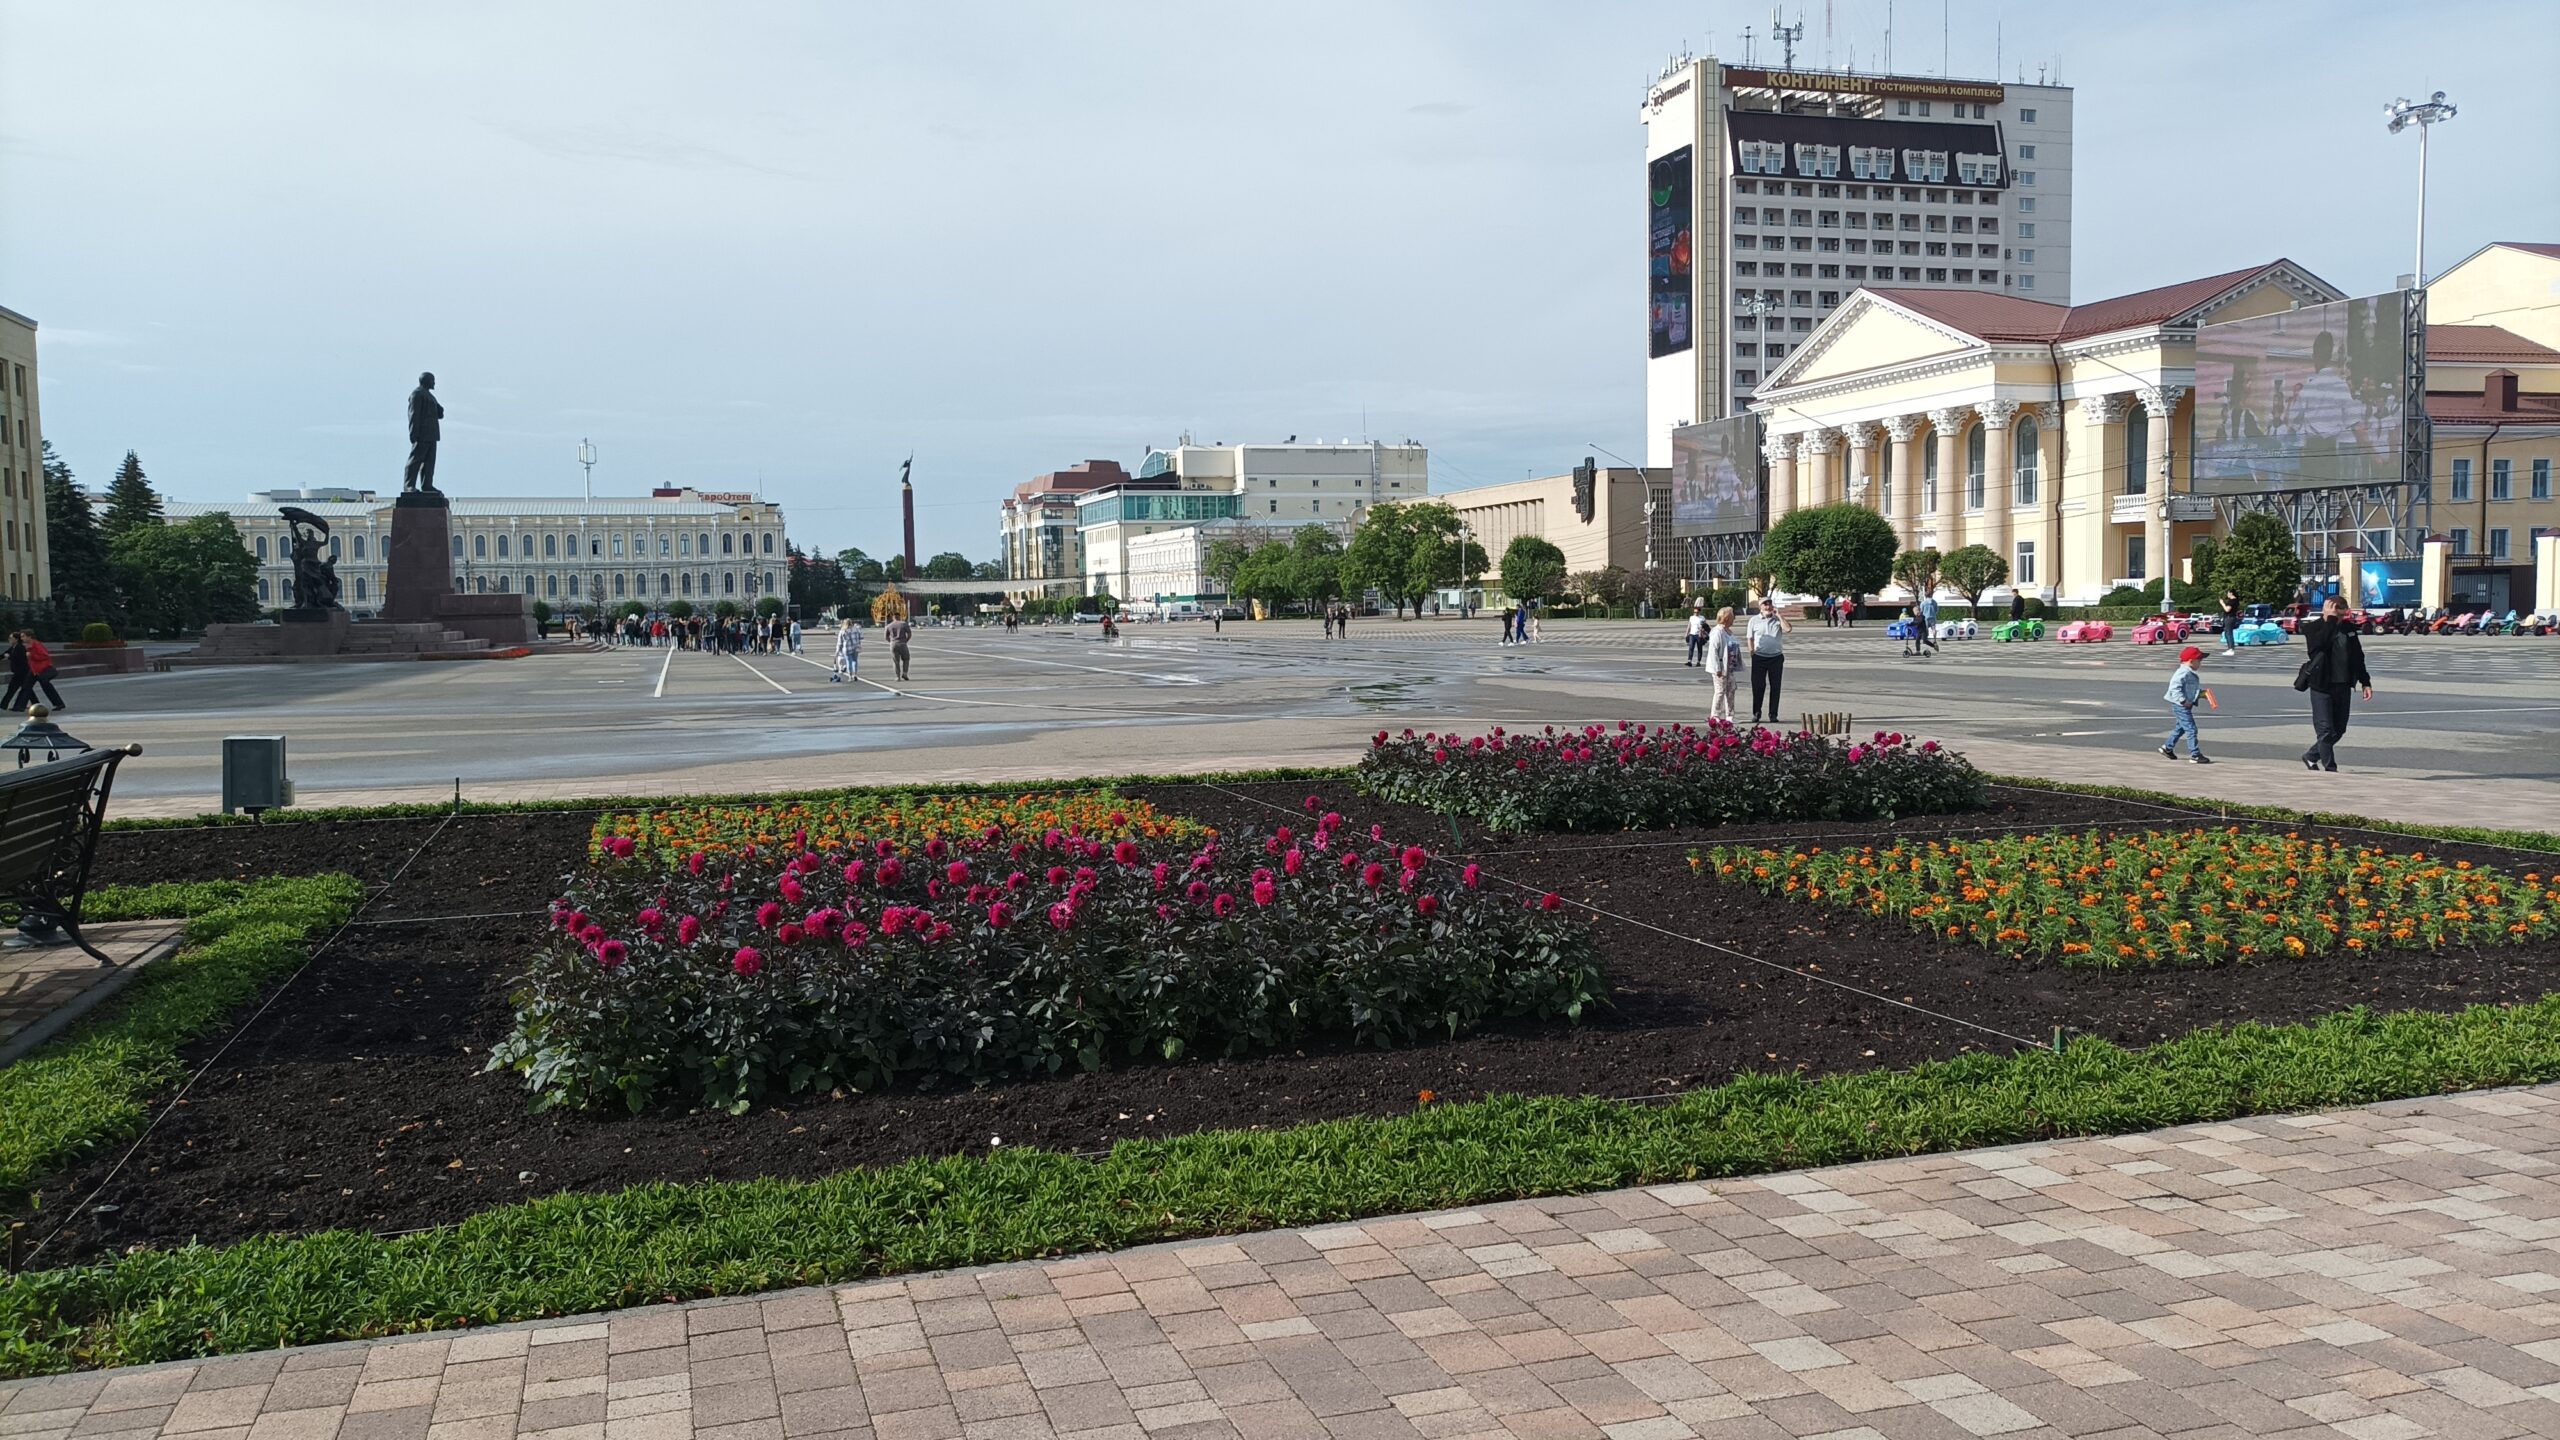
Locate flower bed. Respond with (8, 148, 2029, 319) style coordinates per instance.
(496, 805, 1600, 1112)
(589, 789, 1203, 866)
(1700, 829, 2560, 969)
(1354, 722, 1984, 833)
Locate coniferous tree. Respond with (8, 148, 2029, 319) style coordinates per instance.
(99, 449, 164, 544)
(40, 441, 122, 624)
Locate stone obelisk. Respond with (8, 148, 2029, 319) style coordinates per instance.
(900, 455, 917, 573)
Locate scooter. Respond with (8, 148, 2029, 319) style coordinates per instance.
(2494, 608, 2522, 636)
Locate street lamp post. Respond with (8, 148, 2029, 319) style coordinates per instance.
(578, 438, 598, 503)
(2384, 91, 2456, 286)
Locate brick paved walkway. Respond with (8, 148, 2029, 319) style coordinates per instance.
(0, 920, 187, 1065)
(12, 1087, 2560, 1439)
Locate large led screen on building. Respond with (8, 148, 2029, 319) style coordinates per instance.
(1670, 414, 1762, 536)
(1647, 147, 1693, 358)
(2192, 293, 2410, 495)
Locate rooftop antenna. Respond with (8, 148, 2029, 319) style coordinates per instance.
(1941, 0, 1949, 75)
(1996, 19, 2003, 85)
(1823, 0, 1833, 69)
(1773, 8, 1803, 67)
(1884, 0, 1893, 73)
(1740, 24, 1754, 64)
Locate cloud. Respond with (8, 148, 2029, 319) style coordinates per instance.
(486, 120, 813, 180)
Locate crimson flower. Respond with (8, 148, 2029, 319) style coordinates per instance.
(1539, 892, 1564, 912)
(596, 939, 628, 968)
(1362, 863, 1387, 888)
(676, 914, 701, 945)
(1252, 877, 1277, 906)
(1417, 895, 1441, 918)
(1461, 864, 1480, 889)
(732, 946, 763, 977)
(1213, 892, 1237, 918)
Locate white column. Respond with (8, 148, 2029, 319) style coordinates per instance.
(1929, 407, 1970, 554)
(1845, 421, 1882, 512)
(2139, 385, 2187, 589)
(1762, 432, 1801, 530)
(2083, 393, 2131, 587)
(1884, 415, 1923, 554)
(1804, 428, 1840, 508)
(1977, 399, 2020, 579)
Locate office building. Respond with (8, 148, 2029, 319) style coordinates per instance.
(1644, 56, 2073, 461)
(1000, 460, 1127, 592)
(0, 305, 49, 604)
(1078, 440, 1427, 600)
(163, 487, 790, 615)
(1438, 468, 1669, 587)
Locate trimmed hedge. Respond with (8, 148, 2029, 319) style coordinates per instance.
(0, 876, 363, 1197)
(8, 997, 2560, 1374)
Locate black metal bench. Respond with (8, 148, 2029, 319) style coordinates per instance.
(0, 746, 142, 966)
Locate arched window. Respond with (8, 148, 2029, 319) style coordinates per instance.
(679, 532, 691, 557)
(681, 571, 693, 596)
(697, 532, 710, 556)
(546, 574, 559, 597)
(352, 535, 366, 560)
(544, 533, 558, 558)
(659, 534, 671, 557)
(612, 534, 625, 558)
(451, 536, 465, 558)
(500, 534, 514, 559)
(762, 532, 774, 554)
(1964, 426, 1986, 510)
(1877, 438, 1894, 513)
(496, 575, 510, 593)
(1922, 431, 1939, 512)
(474, 575, 487, 593)
(721, 532, 735, 555)
(613, 573, 627, 597)
(354, 577, 368, 601)
(255, 535, 270, 561)
(724, 571, 737, 594)
(660, 572, 672, 595)
(474, 534, 488, 559)
(2125, 405, 2149, 495)
(257, 577, 270, 601)
(2013, 415, 2039, 507)
(700, 570, 711, 594)
(590, 535, 602, 557)
(524, 574, 536, 594)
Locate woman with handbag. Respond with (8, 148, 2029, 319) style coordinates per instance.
(2295, 596, 2373, 772)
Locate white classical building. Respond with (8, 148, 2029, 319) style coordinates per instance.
(1078, 440, 1427, 600)
(164, 487, 791, 615)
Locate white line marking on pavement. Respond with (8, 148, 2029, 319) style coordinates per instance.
(994, 649, 1203, 684)
(652, 645, 676, 698)
(729, 653, 793, 695)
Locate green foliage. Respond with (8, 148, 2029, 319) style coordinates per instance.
(1203, 538, 1251, 598)
(1739, 551, 1777, 597)
(712, 600, 742, 620)
(1499, 537, 1567, 606)
(1342, 502, 1477, 615)
(96, 451, 162, 546)
(1288, 524, 1344, 606)
(0, 876, 361, 1199)
(1937, 544, 2008, 617)
(1891, 547, 1941, 599)
(665, 600, 695, 619)
(1566, 567, 1626, 607)
(2212, 512, 2302, 606)
(920, 552, 974, 581)
(42, 445, 120, 626)
(107, 513, 259, 637)
(529, 601, 552, 627)
(754, 596, 785, 618)
(77, 623, 117, 645)
(1761, 504, 1899, 599)
(15, 997, 2560, 1373)
(1357, 724, 1982, 834)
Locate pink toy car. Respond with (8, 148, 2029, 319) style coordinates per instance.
(2055, 620, 2114, 644)
(2131, 616, 2188, 645)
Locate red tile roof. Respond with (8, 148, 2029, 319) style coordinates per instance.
(2427, 390, 2560, 424)
(2493, 242, 2560, 260)
(1864, 261, 2316, 346)
(2429, 324, 2560, 364)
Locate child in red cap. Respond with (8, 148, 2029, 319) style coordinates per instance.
(2159, 645, 2211, 764)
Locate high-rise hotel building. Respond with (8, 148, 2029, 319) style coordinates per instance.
(1643, 58, 2073, 461)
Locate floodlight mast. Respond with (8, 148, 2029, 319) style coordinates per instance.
(2384, 91, 2456, 286)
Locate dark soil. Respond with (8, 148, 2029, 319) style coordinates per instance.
(31, 785, 2559, 1262)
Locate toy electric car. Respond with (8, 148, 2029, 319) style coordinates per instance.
(1886, 618, 1922, 640)
(2055, 620, 2113, 644)
(1993, 618, 2046, 642)
(2131, 616, 2187, 645)
(2231, 618, 2289, 646)
(1933, 618, 1978, 640)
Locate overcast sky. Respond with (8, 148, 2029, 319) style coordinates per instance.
(4, 1, 2552, 561)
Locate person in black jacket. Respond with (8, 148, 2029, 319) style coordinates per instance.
(2297, 596, 2374, 772)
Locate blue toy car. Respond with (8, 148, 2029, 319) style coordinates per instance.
(1886, 618, 1922, 640)
(2232, 619, 2289, 646)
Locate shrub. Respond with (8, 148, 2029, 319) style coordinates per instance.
(494, 810, 1601, 1112)
(78, 622, 118, 645)
(1700, 830, 2560, 969)
(1355, 723, 1984, 833)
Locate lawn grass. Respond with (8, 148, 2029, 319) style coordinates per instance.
(8, 995, 2560, 1375)
(0, 876, 363, 1199)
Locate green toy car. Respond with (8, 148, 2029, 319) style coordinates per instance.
(1993, 617, 2046, 642)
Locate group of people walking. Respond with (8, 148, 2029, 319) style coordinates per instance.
(4, 632, 65, 713)
(573, 612, 801, 654)
(1498, 601, 1539, 646)
(1685, 599, 1790, 725)
(1319, 606, 1356, 639)
(831, 615, 914, 683)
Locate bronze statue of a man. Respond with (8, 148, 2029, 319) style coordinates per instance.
(403, 372, 444, 493)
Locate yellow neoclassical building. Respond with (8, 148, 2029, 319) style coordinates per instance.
(1749, 258, 2344, 604)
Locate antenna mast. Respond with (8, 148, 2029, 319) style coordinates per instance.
(1772, 8, 1803, 67)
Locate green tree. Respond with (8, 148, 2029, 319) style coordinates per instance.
(1231, 540, 1296, 612)
(1739, 551, 1777, 599)
(100, 450, 164, 544)
(1341, 504, 1418, 613)
(1203, 537, 1251, 600)
(1572, 566, 1629, 608)
(1287, 525, 1344, 606)
(1938, 543, 2009, 619)
(2210, 514, 2303, 606)
(969, 559, 1004, 581)
(1499, 536, 1567, 605)
(921, 551, 973, 581)
(108, 513, 258, 636)
(1761, 503, 1899, 601)
(755, 595, 786, 617)
(667, 599, 695, 619)
(713, 599, 742, 619)
(1396, 502, 1478, 614)
(1625, 566, 1686, 614)
(42, 441, 121, 623)
(1891, 546, 1942, 600)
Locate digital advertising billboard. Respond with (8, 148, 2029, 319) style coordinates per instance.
(2192, 292, 2410, 495)
(1647, 146, 1693, 359)
(1670, 414, 1762, 536)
